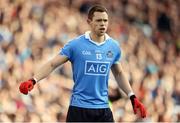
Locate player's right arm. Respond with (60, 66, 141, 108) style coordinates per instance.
(33, 54, 68, 82)
(19, 54, 68, 95)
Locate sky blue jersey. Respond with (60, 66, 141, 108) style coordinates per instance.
(60, 31, 121, 108)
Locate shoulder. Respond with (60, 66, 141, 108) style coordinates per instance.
(108, 37, 120, 48)
(66, 34, 85, 45)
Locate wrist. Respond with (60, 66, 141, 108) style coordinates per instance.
(130, 95, 136, 100)
(30, 78, 37, 85)
(130, 95, 136, 107)
(128, 92, 135, 98)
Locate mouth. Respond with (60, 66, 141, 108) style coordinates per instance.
(99, 28, 106, 32)
(99, 27, 105, 30)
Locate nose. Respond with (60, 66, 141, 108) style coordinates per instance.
(101, 20, 105, 24)
(100, 21, 105, 26)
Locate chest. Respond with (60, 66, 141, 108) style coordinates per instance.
(72, 43, 117, 75)
(75, 46, 115, 62)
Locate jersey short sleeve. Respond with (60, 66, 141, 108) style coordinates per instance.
(113, 41, 121, 64)
(59, 41, 74, 61)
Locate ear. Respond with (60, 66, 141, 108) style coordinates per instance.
(87, 18, 91, 24)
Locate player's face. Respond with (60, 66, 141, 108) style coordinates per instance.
(89, 12, 108, 36)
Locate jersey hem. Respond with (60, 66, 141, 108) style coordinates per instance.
(70, 103, 109, 109)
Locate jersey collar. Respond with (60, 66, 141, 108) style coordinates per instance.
(85, 31, 110, 46)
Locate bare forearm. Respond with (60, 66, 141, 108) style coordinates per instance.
(33, 62, 55, 82)
(114, 71, 133, 96)
(111, 64, 134, 96)
(33, 55, 68, 82)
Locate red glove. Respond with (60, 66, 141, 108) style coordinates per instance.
(19, 79, 36, 95)
(130, 95, 147, 118)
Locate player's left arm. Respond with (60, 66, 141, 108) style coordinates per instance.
(111, 63, 133, 95)
(111, 63, 147, 118)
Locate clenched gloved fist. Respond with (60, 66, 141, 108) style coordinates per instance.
(19, 78, 36, 95)
(130, 95, 147, 118)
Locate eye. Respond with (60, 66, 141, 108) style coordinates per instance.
(96, 19, 102, 22)
(95, 19, 108, 22)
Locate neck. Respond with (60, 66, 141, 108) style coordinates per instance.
(89, 32, 105, 43)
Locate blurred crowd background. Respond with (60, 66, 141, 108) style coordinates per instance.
(0, 0, 179, 122)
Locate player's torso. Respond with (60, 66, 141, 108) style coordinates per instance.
(68, 35, 120, 108)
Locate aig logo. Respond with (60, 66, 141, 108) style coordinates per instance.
(85, 61, 110, 76)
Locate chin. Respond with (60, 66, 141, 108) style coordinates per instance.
(99, 31, 106, 35)
(98, 33, 105, 37)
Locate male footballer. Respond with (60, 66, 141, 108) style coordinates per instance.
(19, 5, 146, 122)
